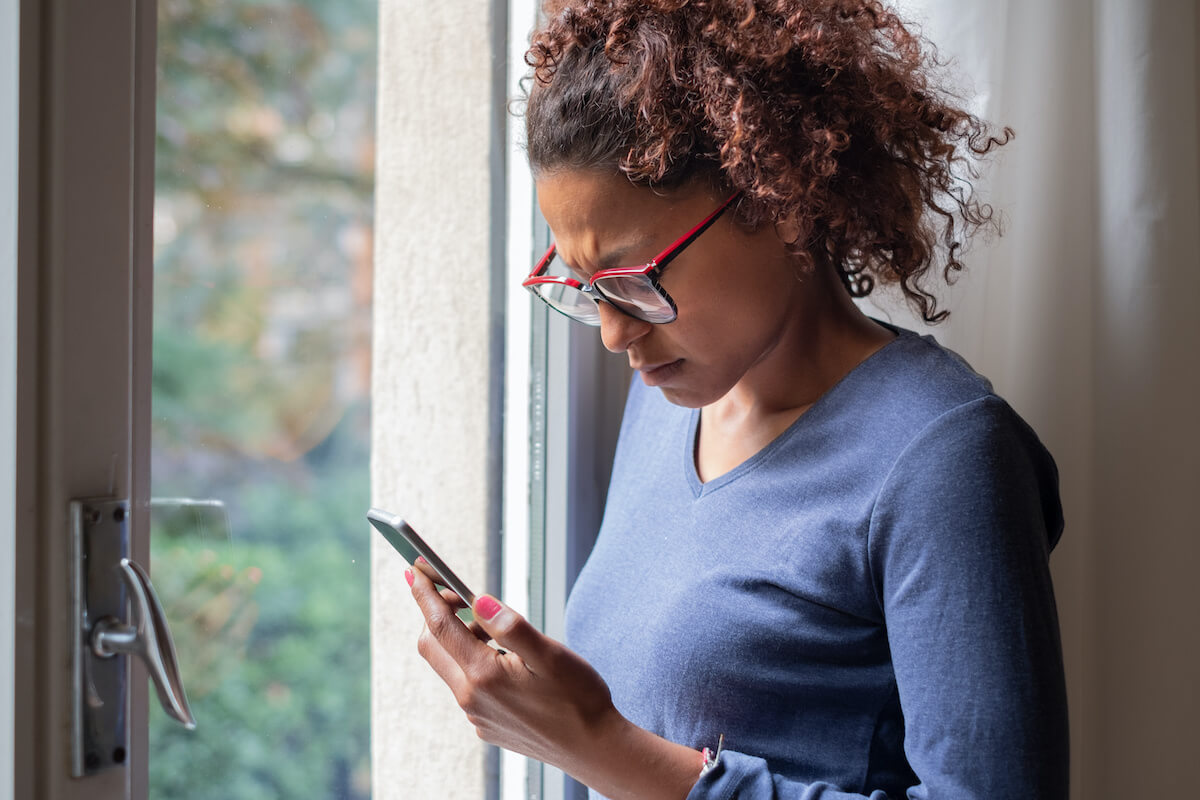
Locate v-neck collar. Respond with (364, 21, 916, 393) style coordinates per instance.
(683, 322, 907, 498)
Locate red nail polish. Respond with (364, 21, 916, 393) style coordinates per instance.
(415, 556, 427, 565)
(404, 568, 414, 587)
(475, 595, 502, 620)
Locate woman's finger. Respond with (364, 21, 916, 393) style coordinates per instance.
(409, 565, 489, 667)
(466, 619, 493, 644)
(413, 557, 441, 582)
(438, 586, 468, 609)
(469, 595, 555, 674)
(414, 558, 471, 609)
(414, 619, 470, 698)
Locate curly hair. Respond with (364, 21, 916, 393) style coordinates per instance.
(524, 0, 1012, 322)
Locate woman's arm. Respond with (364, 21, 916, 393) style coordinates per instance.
(407, 564, 704, 800)
(687, 396, 1069, 799)
(867, 397, 1069, 798)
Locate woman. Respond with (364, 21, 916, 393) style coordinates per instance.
(406, 1, 1069, 797)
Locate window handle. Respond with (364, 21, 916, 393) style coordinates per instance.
(71, 497, 197, 777)
(91, 558, 196, 730)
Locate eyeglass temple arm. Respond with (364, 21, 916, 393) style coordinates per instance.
(529, 242, 557, 278)
(651, 192, 740, 270)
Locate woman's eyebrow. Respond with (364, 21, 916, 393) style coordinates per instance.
(559, 243, 638, 275)
(557, 232, 654, 276)
(598, 234, 661, 269)
(596, 246, 636, 269)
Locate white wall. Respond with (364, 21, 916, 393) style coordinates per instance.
(881, 2, 1200, 796)
(1, 0, 19, 796)
(371, 3, 507, 799)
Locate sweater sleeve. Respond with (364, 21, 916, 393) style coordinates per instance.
(686, 396, 1069, 800)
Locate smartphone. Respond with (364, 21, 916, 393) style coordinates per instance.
(366, 507, 477, 606)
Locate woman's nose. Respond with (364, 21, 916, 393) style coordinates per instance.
(597, 302, 652, 354)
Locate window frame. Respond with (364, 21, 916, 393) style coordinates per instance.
(12, 0, 158, 797)
(1, 0, 18, 793)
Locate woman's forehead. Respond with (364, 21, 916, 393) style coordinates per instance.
(535, 170, 713, 268)
(536, 170, 647, 232)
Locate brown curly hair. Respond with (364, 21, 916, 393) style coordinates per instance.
(524, 0, 1012, 322)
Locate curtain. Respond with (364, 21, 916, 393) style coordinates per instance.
(874, 2, 1200, 796)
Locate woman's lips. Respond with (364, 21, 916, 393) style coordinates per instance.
(637, 359, 684, 386)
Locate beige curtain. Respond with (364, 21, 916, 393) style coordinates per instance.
(875, 1, 1200, 797)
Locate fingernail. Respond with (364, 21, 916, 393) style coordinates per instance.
(415, 556, 427, 565)
(404, 568, 414, 587)
(475, 595, 503, 621)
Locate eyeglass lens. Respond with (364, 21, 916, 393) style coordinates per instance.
(530, 280, 603, 325)
(532, 251, 673, 325)
(592, 274, 675, 323)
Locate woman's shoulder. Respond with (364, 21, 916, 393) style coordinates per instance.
(817, 323, 1028, 443)
(852, 323, 996, 416)
(807, 323, 1058, 489)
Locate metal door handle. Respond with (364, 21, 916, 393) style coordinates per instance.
(91, 558, 196, 729)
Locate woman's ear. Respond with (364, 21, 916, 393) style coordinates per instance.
(774, 214, 801, 246)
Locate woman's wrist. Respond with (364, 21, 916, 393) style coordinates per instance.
(562, 706, 703, 800)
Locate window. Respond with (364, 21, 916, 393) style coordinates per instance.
(148, 1, 377, 796)
(9, 2, 617, 798)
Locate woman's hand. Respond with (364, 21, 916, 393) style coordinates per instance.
(407, 557, 618, 763)
(406, 559, 703, 800)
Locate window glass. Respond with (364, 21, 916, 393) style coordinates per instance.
(150, 1, 377, 797)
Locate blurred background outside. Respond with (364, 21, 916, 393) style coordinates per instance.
(149, 0, 377, 796)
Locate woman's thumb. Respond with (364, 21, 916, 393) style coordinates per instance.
(472, 595, 545, 666)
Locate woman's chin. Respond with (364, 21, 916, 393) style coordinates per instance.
(646, 375, 727, 410)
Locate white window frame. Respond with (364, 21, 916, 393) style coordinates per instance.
(1, 0, 19, 795)
(11, 0, 157, 798)
(503, 6, 631, 800)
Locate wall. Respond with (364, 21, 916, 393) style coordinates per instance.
(371, 3, 506, 799)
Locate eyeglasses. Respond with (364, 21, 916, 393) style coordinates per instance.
(522, 192, 739, 326)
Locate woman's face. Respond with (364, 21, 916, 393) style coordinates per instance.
(535, 169, 812, 408)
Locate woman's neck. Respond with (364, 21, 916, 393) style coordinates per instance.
(710, 263, 895, 422)
(694, 264, 895, 482)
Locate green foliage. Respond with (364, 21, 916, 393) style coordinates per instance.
(149, 505, 371, 799)
(150, 0, 376, 796)
(156, 0, 376, 200)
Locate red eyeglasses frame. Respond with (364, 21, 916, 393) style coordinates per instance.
(522, 191, 740, 325)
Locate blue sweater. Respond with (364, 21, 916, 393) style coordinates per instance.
(564, 326, 1069, 799)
